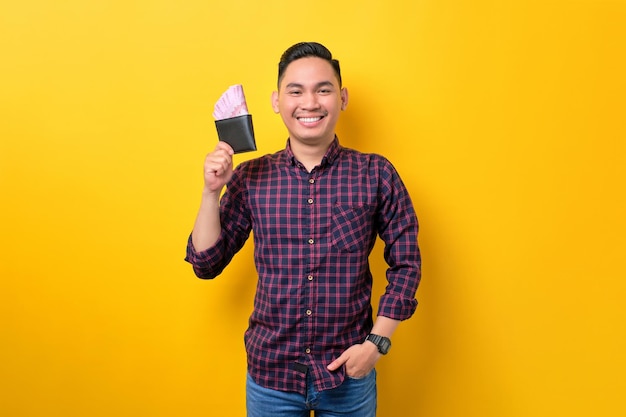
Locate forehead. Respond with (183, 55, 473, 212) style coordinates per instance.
(280, 57, 339, 88)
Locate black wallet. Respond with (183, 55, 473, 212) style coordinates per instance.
(214, 114, 257, 154)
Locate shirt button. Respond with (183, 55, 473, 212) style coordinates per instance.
(309, 178, 315, 184)
(306, 309, 312, 316)
(307, 198, 314, 204)
(307, 275, 314, 281)
(305, 348, 311, 354)
(308, 238, 314, 244)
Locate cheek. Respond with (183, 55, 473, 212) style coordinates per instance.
(326, 97, 342, 111)
(279, 101, 296, 115)
(279, 108, 296, 125)
(325, 102, 342, 117)
(280, 107, 294, 121)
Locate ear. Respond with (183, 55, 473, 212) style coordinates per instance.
(271, 91, 280, 113)
(340, 87, 349, 111)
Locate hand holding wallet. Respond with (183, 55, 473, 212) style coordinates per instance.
(213, 85, 257, 154)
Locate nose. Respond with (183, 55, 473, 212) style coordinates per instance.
(300, 92, 320, 110)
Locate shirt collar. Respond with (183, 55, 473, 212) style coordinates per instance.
(284, 136, 342, 169)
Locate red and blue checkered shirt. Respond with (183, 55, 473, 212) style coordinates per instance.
(185, 138, 421, 395)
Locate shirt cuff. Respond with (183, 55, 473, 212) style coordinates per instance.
(377, 294, 418, 321)
(184, 233, 225, 279)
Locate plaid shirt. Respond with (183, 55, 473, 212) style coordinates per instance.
(185, 138, 421, 395)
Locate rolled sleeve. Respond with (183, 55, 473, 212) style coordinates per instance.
(185, 233, 230, 279)
(377, 266, 420, 320)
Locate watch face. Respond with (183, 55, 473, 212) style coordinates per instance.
(379, 338, 391, 354)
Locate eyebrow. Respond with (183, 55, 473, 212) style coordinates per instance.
(285, 81, 336, 90)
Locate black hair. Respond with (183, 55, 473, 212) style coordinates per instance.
(277, 42, 342, 89)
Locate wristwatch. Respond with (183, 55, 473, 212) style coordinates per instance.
(365, 334, 391, 355)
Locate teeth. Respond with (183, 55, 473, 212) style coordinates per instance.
(299, 117, 321, 123)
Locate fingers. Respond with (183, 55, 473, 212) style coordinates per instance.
(204, 154, 230, 176)
(327, 351, 349, 371)
(205, 142, 234, 176)
(214, 141, 235, 155)
(327, 344, 379, 378)
(201, 142, 235, 193)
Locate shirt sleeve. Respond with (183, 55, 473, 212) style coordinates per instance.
(375, 158, 421, 320)
(184, 166, 252, 279)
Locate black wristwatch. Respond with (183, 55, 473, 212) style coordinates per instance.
(365, 334, 391, 355)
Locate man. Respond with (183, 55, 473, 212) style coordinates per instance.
(186, 42, 421, 417)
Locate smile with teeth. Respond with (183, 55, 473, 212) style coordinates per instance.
(298, 116, 322, 123)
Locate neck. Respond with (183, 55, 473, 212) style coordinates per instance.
(290, 136, 334, 172)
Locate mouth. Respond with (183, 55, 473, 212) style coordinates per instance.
(298, 116, 322, 123)
(296, 114, 326, 125)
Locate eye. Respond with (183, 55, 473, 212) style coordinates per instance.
(287, 90, 302, 96)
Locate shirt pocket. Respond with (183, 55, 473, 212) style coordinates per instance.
(331, 203, 375, 253)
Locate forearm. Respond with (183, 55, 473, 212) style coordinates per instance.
(191, 190, 222, 252)
(369, 315, 400, 338)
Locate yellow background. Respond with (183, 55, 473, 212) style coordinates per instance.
(1, 1, 624, 416)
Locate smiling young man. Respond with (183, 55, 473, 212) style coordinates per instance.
(270, 55, 347, 171)
(186, 42, 421, 417)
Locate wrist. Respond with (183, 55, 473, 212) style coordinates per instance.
(202, 184, 221, 196)
(200, 188, 222, 206)
(364, 339, 381, 355)
(365, 334, 392, 355)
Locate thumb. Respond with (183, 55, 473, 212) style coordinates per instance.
(327, 352, 349, 371)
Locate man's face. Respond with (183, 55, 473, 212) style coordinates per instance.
(272, 57, 348, 147)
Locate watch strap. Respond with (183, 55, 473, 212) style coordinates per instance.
(366, 333, 391, 355)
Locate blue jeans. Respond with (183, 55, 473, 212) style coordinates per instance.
(246, 370, 377, 417)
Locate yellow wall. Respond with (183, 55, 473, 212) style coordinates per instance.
(1, 1, 624, 416)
